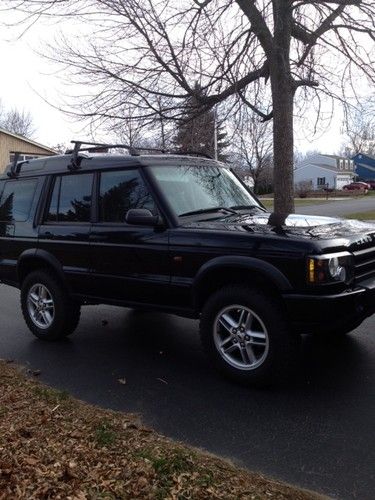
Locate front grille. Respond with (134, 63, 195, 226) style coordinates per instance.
(353, 246, 375, 282)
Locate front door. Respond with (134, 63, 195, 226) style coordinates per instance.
(89, 167, 170, 305)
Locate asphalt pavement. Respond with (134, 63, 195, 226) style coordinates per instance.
(0, 285, 374, 500)
(295, 196, 375, 217)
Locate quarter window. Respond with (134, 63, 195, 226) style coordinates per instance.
(46, 173, 93, 223)
(0, 179, 38, 222)
(99, 169, 156, 223)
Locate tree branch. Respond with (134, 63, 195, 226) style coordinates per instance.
(236, 0, 274, 56)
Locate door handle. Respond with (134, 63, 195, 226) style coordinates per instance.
(41, 231, 54, 239)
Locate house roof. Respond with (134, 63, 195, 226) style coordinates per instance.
(296, 161, 338, 172)
(0, 127, 56, 154)
(295, 152, 354, 173)
(321, 154, 348, 160)
(353, 152, 375, 162)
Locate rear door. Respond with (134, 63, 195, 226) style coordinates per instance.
(38, 172, 94, 295)
(89, 167, 171, 305)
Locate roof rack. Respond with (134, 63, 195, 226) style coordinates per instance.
(68, 140, 213, 170)
(7, 151, 53, 178)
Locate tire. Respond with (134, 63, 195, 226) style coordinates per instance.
(21, 270, 81, 341)
(200, 285, 299, 386)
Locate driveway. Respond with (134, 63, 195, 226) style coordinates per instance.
(0, 285, 374, 500)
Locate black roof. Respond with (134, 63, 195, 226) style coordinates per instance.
(1, 153, 226, 180)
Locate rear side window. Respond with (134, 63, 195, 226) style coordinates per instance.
(46, 173, 93, 223)
(99, 169, 156, 223)
(0, 179, 38, 222)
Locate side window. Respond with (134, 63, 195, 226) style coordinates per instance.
(46, 173, 93, 223)
(0, 179, 38, 222)
(99, 169, 156, 223)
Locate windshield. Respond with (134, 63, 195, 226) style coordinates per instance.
(150, 165, 260, 217)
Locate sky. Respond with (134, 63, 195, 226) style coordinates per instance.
(0, 15, 345, 154)
(0, 25, 87, 149)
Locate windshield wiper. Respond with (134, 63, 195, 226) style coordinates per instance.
(179, 206, 238, 217)
(230, 204, 267, 212)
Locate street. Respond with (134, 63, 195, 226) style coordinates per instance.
(0, 285, 374, 500)
(294, 196, 375, 217)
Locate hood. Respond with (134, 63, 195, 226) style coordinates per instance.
(181, 211, 375, 249)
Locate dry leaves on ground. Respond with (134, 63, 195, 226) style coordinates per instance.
(0, 360, 326, 499)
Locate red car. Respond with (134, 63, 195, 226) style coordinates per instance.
(342, 181, 370, 191)
(364, 179, 375, 190)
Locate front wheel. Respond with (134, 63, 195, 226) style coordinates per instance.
(200, 285, 299, 386)
(21, 270, 81, 341)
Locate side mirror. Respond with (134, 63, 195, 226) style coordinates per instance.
(126, 208, 160, 226)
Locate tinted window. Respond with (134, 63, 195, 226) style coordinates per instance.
(0, 179, 38, 222)
(99, 170, 156, 223)
(46, 177, 60, 222)
(46, 173, 93, 223)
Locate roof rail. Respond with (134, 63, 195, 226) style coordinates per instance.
(173, 150, 213, 159)
(67, 140, 213, 170)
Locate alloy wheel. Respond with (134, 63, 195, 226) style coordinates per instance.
(27, 283, 55, 330)
(213, 305, 269, 370)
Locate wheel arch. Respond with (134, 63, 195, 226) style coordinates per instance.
(17, 249, 68, 289)
(193, 256, 292, 311)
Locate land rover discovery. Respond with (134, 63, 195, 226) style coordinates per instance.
(0, 142, 374, 385)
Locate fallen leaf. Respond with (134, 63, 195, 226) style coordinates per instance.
(24, 457, 38, 466)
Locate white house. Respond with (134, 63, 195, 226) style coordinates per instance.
(294, 153, 355, 190)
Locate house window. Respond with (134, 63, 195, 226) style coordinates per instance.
(339, 159, 344, 170)
(317, 177, 326, 186)
(9, 153, 40, 164)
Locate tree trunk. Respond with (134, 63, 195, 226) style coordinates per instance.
(271, 76, 295, 215)
(270, 1, 295, 217)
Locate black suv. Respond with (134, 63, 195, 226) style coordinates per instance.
(1, 142, 375, 384)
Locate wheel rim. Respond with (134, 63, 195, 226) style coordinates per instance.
(27, 283, 55, 330)
(213, 305, 269, 371)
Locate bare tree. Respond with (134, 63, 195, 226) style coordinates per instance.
(6, 0, 375, 216)
(341, 101, 375, 157)
(51, 143, 69, 154)
(0, 101, 35, 138)
(232, 107, 273, 194)
(175, 83, 229, 160)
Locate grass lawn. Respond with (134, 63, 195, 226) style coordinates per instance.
(0, 360, 323, 499)
(344, 210, 375, 220)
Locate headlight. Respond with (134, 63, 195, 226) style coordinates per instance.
(307, 252, 353, 284)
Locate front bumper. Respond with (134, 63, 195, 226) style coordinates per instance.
(282, 278, 375, 334)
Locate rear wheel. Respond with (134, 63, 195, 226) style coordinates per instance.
(200, 285, 299, 386)
(21, 270, 81, 341)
